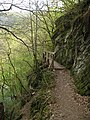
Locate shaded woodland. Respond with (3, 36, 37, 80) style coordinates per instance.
(0, 0, 90, 119)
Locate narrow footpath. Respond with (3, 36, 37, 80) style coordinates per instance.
(50, 61, 90, 120)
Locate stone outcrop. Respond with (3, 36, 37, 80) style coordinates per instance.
(52, 0, 90, 95)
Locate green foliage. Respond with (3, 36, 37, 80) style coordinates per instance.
(29, 69, 54, 120)
(0, 29, 34, 119)
(0, 6, 56, 118)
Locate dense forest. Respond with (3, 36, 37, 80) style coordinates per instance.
(0, 0, 90, 119)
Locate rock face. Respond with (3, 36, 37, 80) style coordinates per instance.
(52, 1, 90, 95)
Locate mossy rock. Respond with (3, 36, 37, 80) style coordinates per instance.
(52, 1, 90, 96)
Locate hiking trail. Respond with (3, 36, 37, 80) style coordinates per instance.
(50, 61, 90, 120)
(20, 60, 90, 120)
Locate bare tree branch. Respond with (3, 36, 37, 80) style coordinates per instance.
(0, 5, 12, 12)
(0, 26, 31, 52)
(0, 0, 13, 12)
(0, 2, 61, 12)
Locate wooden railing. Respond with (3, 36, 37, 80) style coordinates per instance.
(43, 51, 55, 70)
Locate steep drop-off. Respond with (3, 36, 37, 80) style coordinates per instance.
(52, 1, 90, 95)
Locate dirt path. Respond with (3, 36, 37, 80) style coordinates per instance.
(50, 61, 90, 120)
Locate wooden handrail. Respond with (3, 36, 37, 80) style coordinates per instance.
(43, 51, 55, 70)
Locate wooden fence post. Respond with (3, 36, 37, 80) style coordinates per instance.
(43, 52, 46, 63)
(47, 53, 50, 66)
(51, 53, 54, 70)
(43, 51, 55, 70)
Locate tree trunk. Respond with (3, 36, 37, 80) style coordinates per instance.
(0, 102, 4, 120)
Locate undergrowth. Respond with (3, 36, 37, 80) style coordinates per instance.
(29, 67, 54, 120)
(11, 65, 55, 120)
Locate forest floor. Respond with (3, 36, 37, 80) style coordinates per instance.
(50, 61, 90, 120)
(20, 61, 90, 120)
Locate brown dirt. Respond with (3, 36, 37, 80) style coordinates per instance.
(50, 61, 90, 120)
